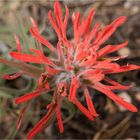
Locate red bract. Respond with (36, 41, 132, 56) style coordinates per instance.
(1, 1, 140, 139)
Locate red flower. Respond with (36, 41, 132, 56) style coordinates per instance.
(1, 1, 140, 139)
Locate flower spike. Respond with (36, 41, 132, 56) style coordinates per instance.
(1, 1, 140, 139)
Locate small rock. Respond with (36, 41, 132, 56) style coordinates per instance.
(105, 0, 120, 6)
(118, 47, 131, 56)
(134, 92, 140, 101)
(136, 38, 140, 45)
(124, 1, 131, 9)
(125, 138, 135, 140)
(131, 6, 139, 14)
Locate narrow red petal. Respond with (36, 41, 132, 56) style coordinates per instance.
(83, 8, 95, 37)
(68, 83, 77, 101)
(83, 87, 99, 117)
(79, 69, 101, 76)
(27, 105, 56, 139)
(111, 16, 127, 28)
(38, 73, 50, 89)
(86, 22, 101, 43)
(54, 1, 63, 27)
(93, 25, 116, 50)
(46, 66, 61, 75)
(15, 89, 45, 104)
(64, 6, 69, 30)
(30, 17, 39, 33)
(93, 16, 127, 50)
(75, 49, 87, 61)
(79, 57, 97, 67)
(75, 20, 86, 46)
(10, 52, 42, 64)
(56, 103, 64, 133)
(116, 97, 137, 112)
(79, 69, 104, 83)
(73, 98, 94, 120)
(73, 12, 81, 45)
(98, 41, 128, 57)
(3, 72, 22, 80)
(93, 25, 110, 44)
(93, 83, 137, 112)
(16, 103, 29, 130)
(66, 54, 73, 71)
(54, 1, 66, 39)
(104, 64, 140, 74)
(93, 16, 126, 49)
(30, 28, 57, 53)
(73, 12, 81, 32)
(57, 41, 65, 62)
(104, 77, 131, 90)
(62, 38, 72, 49)
(93, 62, 120, 70)
(30, 48, 56, 67)
(68, 76, 79, 101)
(48, 10, 61, 39)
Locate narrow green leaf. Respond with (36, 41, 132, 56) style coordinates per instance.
(0, 90, 13, 98)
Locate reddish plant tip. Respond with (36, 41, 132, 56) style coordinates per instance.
(1, 1, 139, 139)
(3, 72, 22, 80)
(14, 34, 21, 52)
(111, 16, 127, 28)
(16, 103, 29, 130)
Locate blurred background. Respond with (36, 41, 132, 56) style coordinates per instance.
(0, 0, 140, 139)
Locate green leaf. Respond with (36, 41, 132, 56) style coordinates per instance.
(15, 13, 37, 53)
(0, 90, 13, 98)
(62, 98, 76, 123)
(0, 79, 36, 96)
(0, 58, 43, 79)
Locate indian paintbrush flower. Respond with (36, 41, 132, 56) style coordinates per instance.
(1, 1, 140, 139)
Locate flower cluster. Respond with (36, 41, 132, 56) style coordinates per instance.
(1, 1, 140, 139)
